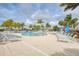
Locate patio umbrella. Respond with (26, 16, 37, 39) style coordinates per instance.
(65, 23, 70, 33)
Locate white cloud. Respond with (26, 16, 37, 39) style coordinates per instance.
(18, 3, 35, 17)
(25, 19, 35, 25)
(31, 9, 52, 20)
(52, 14, 61, 19)
(49, 21, 58, 26)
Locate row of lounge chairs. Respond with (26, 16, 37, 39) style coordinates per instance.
(52, 31, 77, 43)
(0, 32, 21, 43)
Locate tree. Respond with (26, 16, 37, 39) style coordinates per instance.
(12, 22, 22, 30)
(2, 19, 14, 29)
(64, 14, 78, 28)
(37, 19, 43, 24)
(60, 3, 79, 11)
(58, 20, 64, 26)
(46, 23, 51, 28)
(35, 19, 44, 30)
(20, 23, 25, 30)
(53, 26, 60, 31)
(16, 22, 22, 29)
(29, 24, 33, 28)
(72, 18, 78, 28)
(64, 14, 72, 21)
(64, 14, 72, 26)
(72, 18, 78, 23)
(33, 24, 41, 31)
(58, 14, 72, 26)
(58, 14, 79, 31)
(12, 22, 18, 28)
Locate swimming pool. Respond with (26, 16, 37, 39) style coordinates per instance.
(20, 31, 40, 36)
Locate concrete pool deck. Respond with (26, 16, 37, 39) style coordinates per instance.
(0, 33, 79, 56)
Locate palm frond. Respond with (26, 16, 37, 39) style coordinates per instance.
(60, 3, 79, 11)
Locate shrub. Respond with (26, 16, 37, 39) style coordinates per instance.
(53, 26, 60, 31)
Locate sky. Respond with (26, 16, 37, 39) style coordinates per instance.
(0, 3, 79, 25)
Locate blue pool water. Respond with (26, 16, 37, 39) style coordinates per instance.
(20, 32, 39, 36)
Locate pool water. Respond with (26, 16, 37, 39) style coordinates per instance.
(21, 32, 39, 36)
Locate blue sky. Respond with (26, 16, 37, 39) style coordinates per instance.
(0, 3, 79, 25)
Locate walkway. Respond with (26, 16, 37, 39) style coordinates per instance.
(0, 34, 79, 56)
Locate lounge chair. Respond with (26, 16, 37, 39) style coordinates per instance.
(0, 32, 21, 42)
(5, 33, 21, 42)
(0, 32, 8, 43)
(55, 32, 72, 42)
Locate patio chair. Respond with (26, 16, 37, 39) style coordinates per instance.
(0, 32, 9, 43)
(55, 32, 72, 42)
(0, 32, 21, 42)
(5, 33, 21, 42)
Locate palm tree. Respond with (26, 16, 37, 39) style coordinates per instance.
(20, 23, 25, 30)
(46, 23, 51, 31)
(12, 22, 24, 31)
(72, 18, 78, 28)
(58, 14, 78, 30)
(36, 19, 44, 30)
(64, 14, 72, 21)
(12, 22, 18, 29)
(14, 22, 21, 29)
(60, 3, 79, 11)
(46, 23, 51, 28)
(29, 24, 33, 28)
(58, 20, 64, 26)
(33, 24, 41, 31)
(37, 19, 43, 24)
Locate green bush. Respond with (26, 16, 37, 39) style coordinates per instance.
(53, 26, 60, 31)
(33, 25, 41, 31)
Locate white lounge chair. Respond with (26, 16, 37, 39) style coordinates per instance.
(0, 32, 9, 43)
(0, 32, 21, 42)
(5, 33, 21, 42)
(55, 32, 72, 42)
